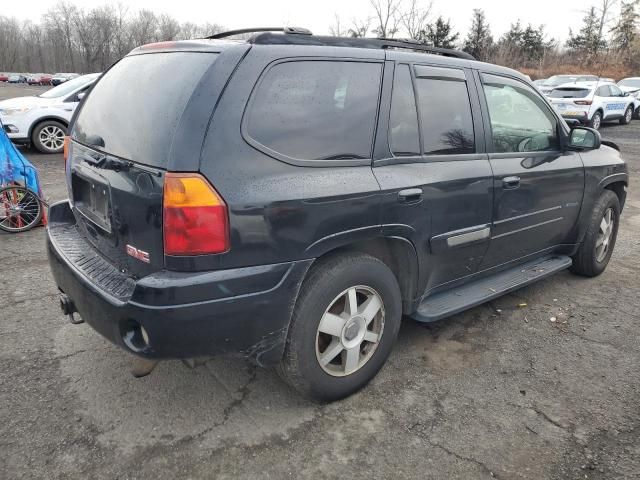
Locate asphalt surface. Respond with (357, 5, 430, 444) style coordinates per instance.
(1, 82, 639, 479)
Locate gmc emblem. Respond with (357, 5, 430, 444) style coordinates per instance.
(126, 245, 150, 263)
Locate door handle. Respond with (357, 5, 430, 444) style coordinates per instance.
(502, 176, 521, 189)
(398, 188, 423, 203)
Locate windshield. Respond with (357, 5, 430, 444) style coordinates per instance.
(544, 76, 577, 87)
(619, 79, 640, 88)
(39, 75, 98, 99)
(549, 88, 591, 98)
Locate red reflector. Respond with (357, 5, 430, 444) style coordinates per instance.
(163, 173, 229, 256)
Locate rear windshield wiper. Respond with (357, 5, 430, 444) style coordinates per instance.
(83, 154, 132, 172)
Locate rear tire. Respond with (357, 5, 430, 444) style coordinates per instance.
(278, 253, 402, 402)
(620, 105, 633, 125)
(31, 120, 66, 154)
(570, 190, 620, 277)
(589, 111, 602, 130)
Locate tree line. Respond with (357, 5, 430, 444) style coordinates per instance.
(0, 2, 223, 73)
(0, 0, 638, 77)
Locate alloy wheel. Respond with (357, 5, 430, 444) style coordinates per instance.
(38, 125, 65, 151)
(315, 285, 385, 377)
(595, 207, 614, 262)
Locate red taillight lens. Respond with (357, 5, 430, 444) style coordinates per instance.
(163, 173, 229, 256)
(574, 100, 592, 105)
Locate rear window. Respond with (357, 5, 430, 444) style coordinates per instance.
(245, 60, 382, 162)
(549, 88, 591, 98)
(414, 72, 475, 155)
(73, 52, 217, 167)
(619, 79, 640, 88)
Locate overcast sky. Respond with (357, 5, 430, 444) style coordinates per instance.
(2, 0, 596, 42)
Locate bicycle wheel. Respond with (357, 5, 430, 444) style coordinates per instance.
(0, 186, 43, 233)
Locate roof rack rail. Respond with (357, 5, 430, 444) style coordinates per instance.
(376, 38, 475, 60)
(248, 32, 475, 60)
(206, 27, 312, 40)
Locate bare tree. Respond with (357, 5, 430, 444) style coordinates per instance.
(349, 18, 372, 38)
(400, 0, 432, 40)
(329, 14, 348, 37)
(370, 0, 401, 38)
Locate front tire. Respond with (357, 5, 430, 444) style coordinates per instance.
(589, 111, 602, 130)
(278, 253, 402, 401)
(620, 105, 633, 125)
(570, 190, 620, 277)
(31, 120, 66, 154)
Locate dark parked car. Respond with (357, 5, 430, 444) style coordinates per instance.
(47, 28, 628, 401)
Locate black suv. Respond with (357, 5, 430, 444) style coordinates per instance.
(47, 28, 628, 401)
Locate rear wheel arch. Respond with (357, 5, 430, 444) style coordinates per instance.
(306, 236, 419, 315)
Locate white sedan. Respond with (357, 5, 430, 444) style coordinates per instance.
(0, 73, 99, 153)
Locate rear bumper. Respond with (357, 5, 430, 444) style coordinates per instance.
(560, 113, 590, 125)
(46, 200, 312, 366)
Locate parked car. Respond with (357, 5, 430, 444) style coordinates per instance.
(618, 77, 640, 118)
(7, 74, 27, 84)
(548, 81, 637, 129)
(0, 73, 9, 82)
(27, 74, 44, 85)
(533, 79, 546, 86)
(51, 73, 79, 86)
(538, 75, 599, 95)
(38, 74, 53, 86)
(0, 73, 99, 153)
(47, 29, 628, 401)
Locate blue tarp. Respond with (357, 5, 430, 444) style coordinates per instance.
(0, 118, 42, 195)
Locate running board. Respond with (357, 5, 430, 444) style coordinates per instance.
(410, 255, 572, 323)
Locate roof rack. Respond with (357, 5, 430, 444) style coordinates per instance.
(206, 27, 312, 40)
(205, 28, 475, 61)
(249, 32, 475, 60)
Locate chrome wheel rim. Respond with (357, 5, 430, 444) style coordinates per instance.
(39, 125, 65, 151)
(315, 285, 385, 377)
(592, 114, 601, 130)
(595, 207, 614, 262)
(625, 108, 632, 123)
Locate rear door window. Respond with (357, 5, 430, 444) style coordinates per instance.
(413, 66, 475, 155)
(245, 60, 382, 162)
(596, 86, 612, 97)
(389, 64, 420, 156)
(73, 52, 217, 167)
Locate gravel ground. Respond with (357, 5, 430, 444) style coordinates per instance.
(1, 82, 639, 480)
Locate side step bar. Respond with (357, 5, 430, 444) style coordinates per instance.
(410, 255, 572, 323)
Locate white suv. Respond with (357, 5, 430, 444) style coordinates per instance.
(0, 73, 99, 153)
(618, 77, 640, 118)
(547, 81, 637, 130)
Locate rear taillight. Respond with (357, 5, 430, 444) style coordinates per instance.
(63, 136, 70, 164)
(163, 173, 229, 256)
(574, 100, 592, 105)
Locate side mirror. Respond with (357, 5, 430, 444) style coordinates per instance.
(622, 91, 630, 97)
(569, 127, 601, 150)
(77, 92, 86, 101)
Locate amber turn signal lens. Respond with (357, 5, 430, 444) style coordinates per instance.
(163, 173, 229, 256)
(63, 136, 70, 163)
